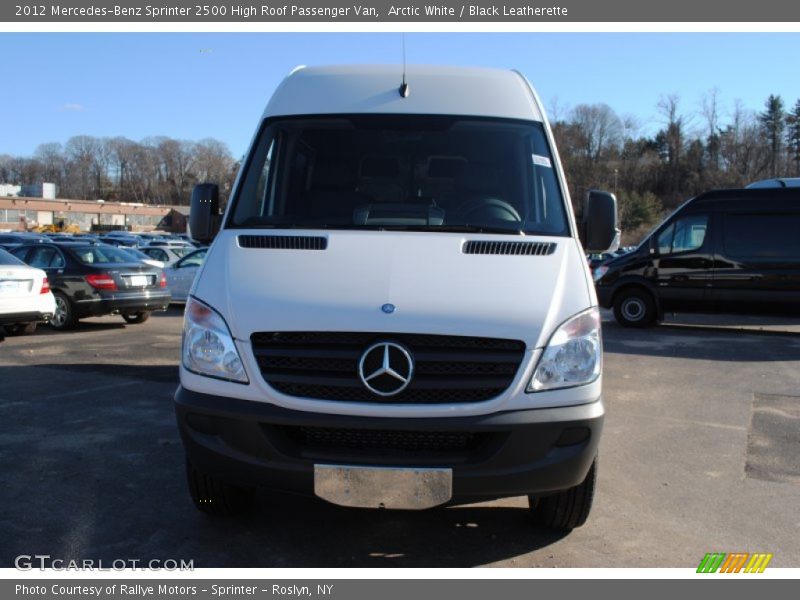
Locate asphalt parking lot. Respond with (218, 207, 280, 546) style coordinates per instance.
(1, 308, 799, 568)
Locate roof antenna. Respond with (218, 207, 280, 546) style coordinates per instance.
(399, 33, 409, 98)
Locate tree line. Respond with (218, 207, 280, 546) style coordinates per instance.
(553, 92, 800, 243)
(2, 92, 799, 243)
(0, 136, 238, 206)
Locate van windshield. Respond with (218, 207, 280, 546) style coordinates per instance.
(228, 115, 569, 236)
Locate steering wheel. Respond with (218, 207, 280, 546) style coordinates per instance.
(458, 198, 522, 223)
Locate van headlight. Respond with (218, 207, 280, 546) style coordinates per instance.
(528, 307, 601, 392)
(183, 296, 248, 384)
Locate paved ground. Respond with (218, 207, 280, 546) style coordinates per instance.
(1, 308, 799, 568)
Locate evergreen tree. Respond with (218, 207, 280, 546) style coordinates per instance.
(759, 94, 785, 177)
(786, 99, 800, 176)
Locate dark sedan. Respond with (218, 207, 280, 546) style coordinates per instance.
(10, 242, 171, 330)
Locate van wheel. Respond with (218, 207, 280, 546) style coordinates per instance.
(122, 311, 150, 324)
(185, 457, 255, 516)
(51, 292, 77, 330)
(4, 322, 37, 336)
(529, 458, 597, 531)
(613, 288, 656, 327)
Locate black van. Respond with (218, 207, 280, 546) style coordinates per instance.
(594, 188, 800, 326)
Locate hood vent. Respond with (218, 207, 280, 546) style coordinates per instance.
(238, 235, 328, 250)
(462, 240, 556, 256)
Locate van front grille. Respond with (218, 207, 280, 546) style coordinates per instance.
(250, 332, 526, 404)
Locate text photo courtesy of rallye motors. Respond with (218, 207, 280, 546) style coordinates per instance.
(176, 65, 618, 531)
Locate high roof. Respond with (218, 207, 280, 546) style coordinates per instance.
(263, 64, 545, 122)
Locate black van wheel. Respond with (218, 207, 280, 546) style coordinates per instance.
(529, 457, 597, 531)
(186, 457, 255, 516)
(613, 288, 656, 327)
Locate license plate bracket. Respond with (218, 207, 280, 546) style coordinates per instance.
(314, 464, 453, 510)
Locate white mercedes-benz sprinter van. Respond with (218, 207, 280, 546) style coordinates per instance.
(177, 65, 617, 531)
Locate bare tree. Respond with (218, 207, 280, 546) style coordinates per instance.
(570, 103, 624, 162)
(700, 87, 722, 172)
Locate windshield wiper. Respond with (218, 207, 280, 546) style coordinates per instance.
(428, 225, 527, 235)
(234, 223, 528, 234)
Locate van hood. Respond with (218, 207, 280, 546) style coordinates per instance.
(193, 230, 593, 349)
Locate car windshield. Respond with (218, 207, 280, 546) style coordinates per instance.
(228, 115, 569, 236)
(0, 248, 25, 266)
(69, 245, 141, 265)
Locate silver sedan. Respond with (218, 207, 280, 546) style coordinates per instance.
(164, 248, 207, 303)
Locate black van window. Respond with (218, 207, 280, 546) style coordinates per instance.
(724, 213, 800, 258)
(657, 223, 675, 254)
(658, 214, 708, 255)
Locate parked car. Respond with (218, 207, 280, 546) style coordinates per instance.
(0, 247, 55, 336)
(163, 248, 207, 302)
(174, 234, 204, 248)
(0, 232, 49, 250)
(99, 235, 144, 248)
(10, 243, 171, 329)
(746, 178, 800, 189)
(140, 245, 192, 267)
(595, 187, 800, 326)
(175, 65, 618, 529)
(142, 240, 194, 250)
(117, 247, 165, 269)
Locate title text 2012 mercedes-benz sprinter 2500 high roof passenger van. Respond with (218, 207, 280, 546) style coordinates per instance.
(176, 65, 618, 531)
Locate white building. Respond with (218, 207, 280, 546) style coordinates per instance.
(0, 183, 22, 197)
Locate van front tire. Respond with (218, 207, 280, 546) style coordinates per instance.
(613, 288, 656, 327)
(186, 457, 255, 516)
(529, 458, 596, 531)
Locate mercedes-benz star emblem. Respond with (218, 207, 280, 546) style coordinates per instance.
(381, 303, 396, 314)
(358, 342, 414, 397)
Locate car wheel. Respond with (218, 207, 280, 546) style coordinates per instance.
(613, 288, 656, 327)
(529, 457, 597, 531)
(122, 311, 150, 324)
(4, 322, 37, 336)
(50, 292, 77, 330)
(185, 456, 255, 516)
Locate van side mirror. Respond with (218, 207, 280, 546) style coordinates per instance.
(583, 190, 619, 253)
(189, 184, 221, 244)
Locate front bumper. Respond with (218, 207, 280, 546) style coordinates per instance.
(175, 386, 603, 504)
(74, 290, 171, 317)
